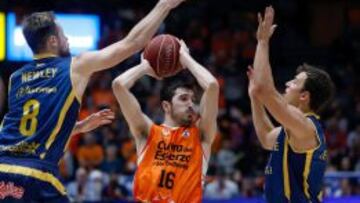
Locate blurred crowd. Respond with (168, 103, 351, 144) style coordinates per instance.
(1, 0, 360, 201)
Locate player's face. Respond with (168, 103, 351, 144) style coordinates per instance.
(55, 24, 70, 57)
(169, 88, 196, 127)
(284, 72, 307, 106)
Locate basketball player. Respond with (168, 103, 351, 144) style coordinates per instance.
(248, 6, 335, 203)
(112, 41, 219, 202)
(0, 0, 185, 202)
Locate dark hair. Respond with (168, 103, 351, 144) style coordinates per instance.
(22, 11, 58, 54)
(297, 64, 335, 113)
(160, 74, 196, 103)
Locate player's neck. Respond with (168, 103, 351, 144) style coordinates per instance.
(163, 116, 180, 128)
(34, 47, 59, 59)
(299, 104, 312, 115)
(33, 49, 59, 60)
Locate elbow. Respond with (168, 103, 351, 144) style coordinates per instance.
(250, 84, 265, 97)
(208, 79, 220, 92)
(258, 139, 272, 150)
(250, 83, 275, 101)
(132, 37, 147, 51)
(112, 78, 125, 91)
(256, 133, 273, 150)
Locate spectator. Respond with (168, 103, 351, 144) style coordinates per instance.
(204, 168, 239, 199)
(347, 124, 360, 149)
(120, 138, 137, 174)
(325, 117, 347, 150)
(77, 133, 104, 169)
(100, 126, 118, 146)
(66, 167, 89, 202)
(100, 144, 124, 174)
(334, 179, 353, 197)
(102, 173, 129, 200)
(217, 139, 238, 175)
(85, 170, 106, 201)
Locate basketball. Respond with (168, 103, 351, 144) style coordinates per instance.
(143, 34, 181, 78)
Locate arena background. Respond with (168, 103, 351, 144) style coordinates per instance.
(0, 0, 359, 202)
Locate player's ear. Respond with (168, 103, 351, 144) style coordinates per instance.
(161, 100, 171, 113)
(300, 91, 310, 103)
(47, 35, 58, 49)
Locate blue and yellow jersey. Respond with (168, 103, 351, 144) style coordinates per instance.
(0, 56, 80, 165)
(264, 114, 327, 203)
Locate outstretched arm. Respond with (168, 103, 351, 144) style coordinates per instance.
(248, 66, 279, 150)
(71, 109, 115, 135)
(179, 41, 219, 145)
(252, 6, 314, 141)
(71, 0, 186, 99)
(112, 60, 154, 150)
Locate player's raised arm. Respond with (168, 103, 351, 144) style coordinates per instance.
(111, 60, 154, 150)
(251, 6, 314, 140)
(247, 66, 280, 150)
(178, 41, 219, 145)
(71, 0, 185, 100)
(72, 0, 185, 75)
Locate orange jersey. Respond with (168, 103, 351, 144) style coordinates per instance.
(133, 124, 207, 203)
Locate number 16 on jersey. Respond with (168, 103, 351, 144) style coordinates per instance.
(158, 170, 175, 189)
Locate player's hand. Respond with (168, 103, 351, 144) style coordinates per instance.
(179, 39, 190, 69)
(141, 54, 163, 80)
(74, 109, 115, 134)
(256, 6, 277, 43)
(160, 0, 186, 9)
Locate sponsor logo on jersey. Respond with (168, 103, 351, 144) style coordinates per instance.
(0, 181, 24, 199)
(182, 130, 190, 138)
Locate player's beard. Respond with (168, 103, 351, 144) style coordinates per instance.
(170, 108, 192, 127)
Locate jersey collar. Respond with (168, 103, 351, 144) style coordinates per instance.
(33, 53, 58, 60)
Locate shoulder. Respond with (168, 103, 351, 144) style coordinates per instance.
(12, 63, 31, 77)
(149, 124, 171, 138)
(55, 56, 72, 66)
(188, 124, 201, 132)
